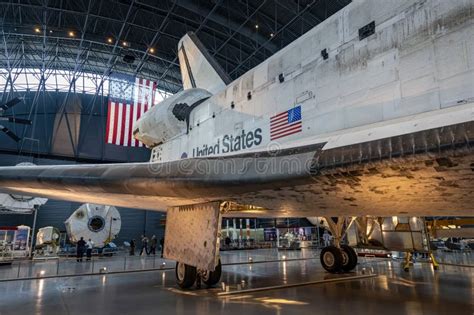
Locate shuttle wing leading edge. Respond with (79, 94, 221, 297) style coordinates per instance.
(0, 143, 325, 211)
(0, 121, 472, 217)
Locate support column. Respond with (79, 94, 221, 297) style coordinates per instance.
(246, 219, 250, 245)
(232, 218, 236, 241)
(29, 208, 38, 259)
(239, 218, 243, 247)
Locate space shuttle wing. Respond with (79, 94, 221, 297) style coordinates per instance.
(0, 143, 325, 211)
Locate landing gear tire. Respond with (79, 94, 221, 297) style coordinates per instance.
(320, 246, 344, 273)
(202, 259, 222, 287)
(340, 245, 358, 272)
(176, 262, 197, 289)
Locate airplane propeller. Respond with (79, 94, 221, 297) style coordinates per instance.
(0, 97, 31, 142)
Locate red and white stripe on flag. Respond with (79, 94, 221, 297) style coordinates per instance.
(105, 78, 157, 147)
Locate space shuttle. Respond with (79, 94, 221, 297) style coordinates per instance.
(0, 0, 472, 288)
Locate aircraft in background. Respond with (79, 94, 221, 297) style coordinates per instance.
(0, 0, 473, 288)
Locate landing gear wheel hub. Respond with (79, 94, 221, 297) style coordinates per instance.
(340, 245, 358, 272)
(323, 251, 336, 267)
(320, 246, 343, 273)
(177, 262, 186, 281)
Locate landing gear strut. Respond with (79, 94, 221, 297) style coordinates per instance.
(320, 217, 358, 273)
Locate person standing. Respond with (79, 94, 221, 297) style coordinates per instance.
(323, 230, 332, 247)
(139, 235, 149, 256)
(130, 239, 136, 256)
(225, 236, 231, 249)
(160, 237, 165, 258)
(86, 239, 94, 261)
(76, 237, 86, 262)
(149, 235, 157, 255)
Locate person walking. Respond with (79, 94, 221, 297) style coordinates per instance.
(139, 235, 149, 256)
(76, 237, 86, 262)
(149, 235, 157, 255)
(86, 238, 94, 261)
(130, 239, 136, 256)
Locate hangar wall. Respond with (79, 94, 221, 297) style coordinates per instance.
(0, 91, 150, 162)
(0, 91, 160, 243)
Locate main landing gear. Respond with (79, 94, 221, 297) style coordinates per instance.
(320, 244, 358, 273)
(175, 259, 222, 289)
(320, 217, 358, 273)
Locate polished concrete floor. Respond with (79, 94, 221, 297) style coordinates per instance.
(0, 249, 472, 315)
(0, 248, 315, 280)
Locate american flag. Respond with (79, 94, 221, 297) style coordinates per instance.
(270, 105, 302, 141)
(105, 73, 156, 147)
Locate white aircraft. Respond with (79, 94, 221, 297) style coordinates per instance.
(0, 0, 473, 288)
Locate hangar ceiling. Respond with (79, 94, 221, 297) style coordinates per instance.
(0, 0, 351, 94)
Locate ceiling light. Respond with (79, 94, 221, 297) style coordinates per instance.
(149, 47, 155, 53)
(34, 27, 41, 33)
(49, 30, 53, 34)
(107, 37, 113, 43)
(68, 31, 75, 37)
(255, 24, 259, 29)
(122, 41, 128, 47)
(270, 33, 274, 37)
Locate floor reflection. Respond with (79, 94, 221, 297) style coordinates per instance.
(0, 249, 472, 315)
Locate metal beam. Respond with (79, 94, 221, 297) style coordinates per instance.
(211, 0, 267, 59)
(3, 1, 264, 60)
(174, 0, 278, 54)
(133, 0, 177, 75)
(51, 0, 94, 158)
(76, 0, 137, 156)
(157, 0, 223, 91)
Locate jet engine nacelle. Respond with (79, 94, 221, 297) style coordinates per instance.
(133, 88, 212, 148)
